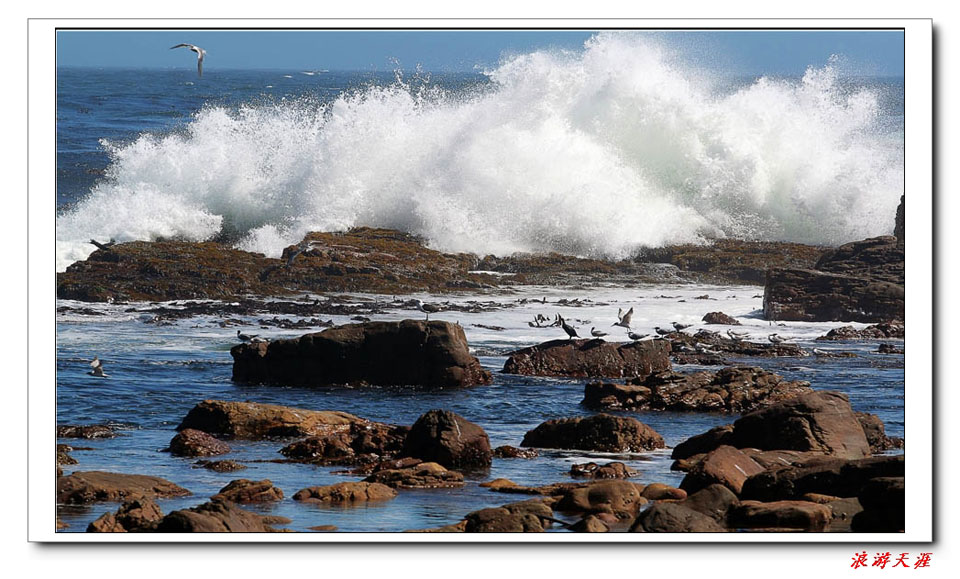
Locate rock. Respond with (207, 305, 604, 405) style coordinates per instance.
(740, 455, 904, 502)
(464, 500, 553, 532)
(167, 428, 231, 457)
(292, 482, 397, 503)
(363, 462, 465, 489)
(555, 480, 648, 519)
(570, 462, 637, 479)
(57, 444, 78, 466)
(851, 477, 904, 532)
(894, 195, 904, 243)
(521, 414, 665, 453)
(308, 525, 338, 532)
(641, 239, 824, 285)
(856, 412, 905, 453)
(877, 343, 905, 354)
(177, 399, 361, 440)
(57, 471, 191, 505)
(401, 410, 492, 469)
(211, 479, 284, 503)
(731, 391, 871, 458)
(197, 460, 247, 473)
(279, 421, 409, 466)
(702, 312, 740, 325)
(503, 338, 671, 379)
(156, 499, 289, 532)
(57, 424, 116, 439)
(87, 498, 164, 533)
(640, 483, 687, 501)
(816, 322, 905, 341)
(583, 367, 811, 413)
(569, 514, 610, 532)
(493, 445, 539, 459)
(672, 425, 735, 460)
(730, 500, 832, 530)
(679, 446, 766, 495)
(680, 484, 740, 523)
(629, 502, 726, 532)
(479, 478, 519, 489)
(231, 320, 491, 388)
(669, 329, 808, 358)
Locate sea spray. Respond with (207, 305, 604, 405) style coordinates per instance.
(56, 33, 903, 272)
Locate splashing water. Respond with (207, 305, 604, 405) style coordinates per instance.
(56, 33, 904, 272)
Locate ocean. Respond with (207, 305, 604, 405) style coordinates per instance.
(55, 35, 905, 533)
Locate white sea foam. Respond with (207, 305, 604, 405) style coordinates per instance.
(56, 33, 904, 272)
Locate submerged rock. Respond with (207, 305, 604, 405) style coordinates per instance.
(57, 424, 117, 439)
(570, 462, 637, 479)
(231, 320, 491, 388)
(57, 471, 191, 505)
(521, 414, 665, 453)
(293, 482, 397, 504)
(503, 338, 671, 379)
(211, 479, 284, 503)
(363, 462, 466, 489)
(279, 421, 409, 466)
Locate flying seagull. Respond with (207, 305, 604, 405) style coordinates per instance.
(613, 307, 634, 329)
(171, 44, 206, 77)
(88, 357, 108, 377)
(415, 299, 442, 321)
(559, 315, 578, 339)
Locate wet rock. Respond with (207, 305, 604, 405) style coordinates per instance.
(197, 460, 247, 473)
(493, 445, 539, 459)
(672, 425, 735, 460)
(679, 446, 766, 495)
(464, 500, 554, 532)
(57, 471, 191, 505)
(156, 499, 289, 532)
(167, 428, 231, 457)
(583, 367, 811, 413)
(232, 320, 491, 388)
(363, 462, 465, 489)
(570, 462, 637, 479)
(741, 455, 904, 502)
(293, 482, 397, 504)
(731, 391, 871, 459)
(640, 483, 687, 501)
(555, 480, 648, 519)
(308, 525, 338, 532)
(57, 444, 78, 466)
(851, 477, 904, 532)
(212, 479, 284, 503)
(279, 421, 409, 466)
(87, 498, 164, 532)
(479, 478, 519, 489)
(702, 312, 740, 325)
(503, 338, 671, 379)
(816, 322, 905, 341)
(569, 514, 610, 532)
(640, 239, 824, 285)
(729, 500, 832, 530)
(877, 343, 905, 354)
(177, 399, 361, 440)
(894, 195, 905, 243)
(57, 424, 116, 439)
(521, 414, 665, 453)
(856, 412, 904, 453)
(401, 410, 492, 469)
(680, 484, 740, 524)
(629, 502, 726, 532)
(668, 330, 808, 358)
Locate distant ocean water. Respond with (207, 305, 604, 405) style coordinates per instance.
(56, 33, 904, 272)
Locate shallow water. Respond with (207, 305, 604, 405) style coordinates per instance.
(55, 284, 904, 533)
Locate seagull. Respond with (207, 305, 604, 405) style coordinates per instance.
(613, 307, 634, 329)
(237, 329, 260, 342)
(727, 329, 749, 341)
(89, 239, 116, 251)
(768, 333, 786, 344)
(171, 44, 206, 77)
(88, 357, 108, 377)
(285, 240, 316, 267)
(590, 327, 608, 338)
(627, 332, 648, 341)
(654, 326, 672, 336)
(415, 299, 442, 321)
(559, 315, 578, 339)
(672, 322, 692, 331)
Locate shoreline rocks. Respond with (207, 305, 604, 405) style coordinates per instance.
(401, 410, 492, 469)
(503, 338, 671, 379)
(57, 471, 191, 505)
(231, 320, 491, 388)
(177, 400, 361, 440)
(521, 414, 665, 453)
(293, 482, 397, 504)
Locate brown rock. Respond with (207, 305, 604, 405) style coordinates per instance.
(492, 445, 539, 459)
(851, 476, 904, 532)
(197, 460, 247, 473)
(57, 444, 78, 466)
(521, 414, 665, 453)
(817, 322, 905, 341)
(57, 471, 191, 505)
(640, 483, 687, 501)
(401, 410, 492, 469)
(741, 455, 904, 502)
(672, 425, 735, 460)
(464, 500, 553, 532)
(680, 446, 766, 495)
(680, 484, 740, 523)
(57, 424, 117, 439)
(212, 479, 284, 503)
(479, 478, 519, 489)
(177, 399, 361, 440)
(702, 312, 740, 325)
(730, 500, 832, 530)
(569, 514, 610, 532)
(856, 412, 904, 453)
(167, 428, 231, 457)
(308, 525, 338, 532)
(629, 502, 726, 532)
(231, 320, 491, 388)
(363, 462, 465, 489)
(503, 338, 671, 379)
(156, 499, 289, 532)
(87, 498, 165, 532)
(293, 482, 397, 503)
(570, 462, 637, 479)
(555, 480, 647, 519)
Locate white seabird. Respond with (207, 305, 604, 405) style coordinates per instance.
(171, 44, 206, 77)
(768, 333, 786, 344)
(88, 357, 108, 377)
(613, 307, 634, 329)
(627, 331, 648, 341)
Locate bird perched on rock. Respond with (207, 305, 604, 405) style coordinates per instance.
(672, 322, 692, 331)
(590, 327, 608, 338)
(559, 315, 578, 339)
(627, 331, 648, 341)
(654, 326, 671, 336)
(727, 329, 749, 341)
(768, 333, 786, 344)
(88, 239, 116, 251)
(415, 299, 442, 321)
(237, 329, 260, 343)
(613, 307, 634, 329)
(88, 357, 108, 377)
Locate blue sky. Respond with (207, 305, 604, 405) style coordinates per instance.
(55, 29, 905, 76)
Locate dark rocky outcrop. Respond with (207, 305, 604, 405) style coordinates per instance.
(702, 312, 740, 325)
(401, 410, 492, 469)
(629, 502, 726, 532)
(211, 479, 284, 503)
(672, 426, 735, 460)
(363, 462, 466, 489)
(555, 480, 648, 519)
(232, 320, 491, 388)
(463, 500, 554, 532)
(503, 338, 671, 379)
(740, 455, 904, 502)
(850, 476, 905, 532)
(570, 462, 637, 479)
(279, 421, 409, 466)
(894, 195, 905, 243)
(583, 367, 811, 413)
(679, 446, 766, 495)
(493, 445, 539, 459)
(680, 484, 741, 524)
(197, 460, 247, 473)
(521, 414, 665, 453)
(57, 444, 78, 466)
(57, 471, 191, 505)
(167, 428, 230, 458)
(856, 412, 905, 453)
(816, 322, 905, 341)
(729, 500, 832, 530)
(57, 424, 117, 439)
(177, 399, 361, 440)
(156, 499, 290, 532)
(293, 482, 397, 504)
(87, 498, 165, 533)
